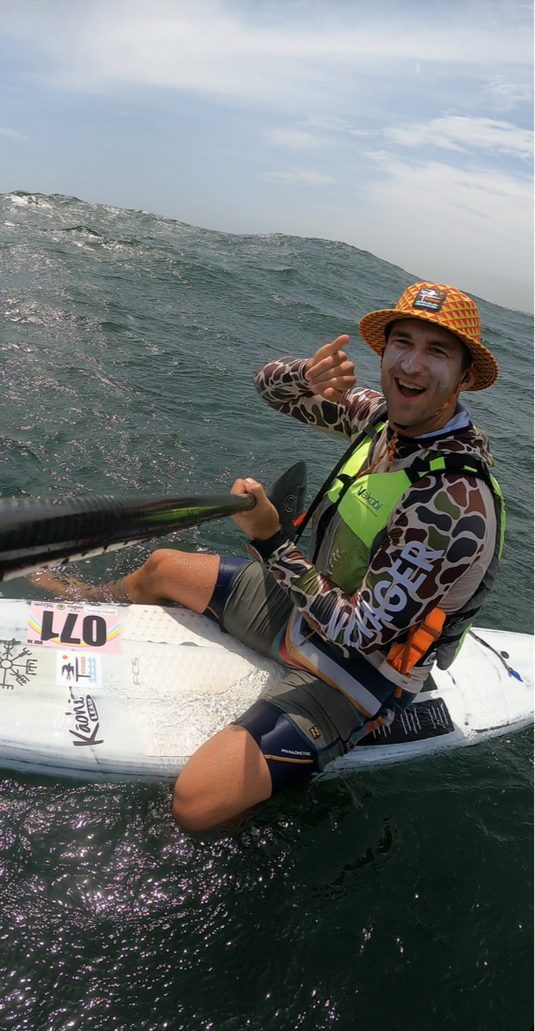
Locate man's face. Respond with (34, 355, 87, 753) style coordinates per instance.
(380, 318, 474, 436)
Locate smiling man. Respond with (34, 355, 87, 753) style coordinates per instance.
(85, 281, 503, 831)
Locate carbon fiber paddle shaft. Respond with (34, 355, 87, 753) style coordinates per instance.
(0, 492, 256, 580)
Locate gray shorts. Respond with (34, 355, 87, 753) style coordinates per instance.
(214, 560, 369, 779)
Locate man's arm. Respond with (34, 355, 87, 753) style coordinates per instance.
(254, 335, 385, 441)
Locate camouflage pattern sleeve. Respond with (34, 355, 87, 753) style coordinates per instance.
(252, 472, 495, 657)
(254, 357, 385, 441)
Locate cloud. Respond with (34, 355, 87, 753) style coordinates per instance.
(384, 115, 534, 159)
(264, 127, 325, 150)
(0, 126, 27, 140)
(307, 116, 361, 133)
(2, 0, 532, 110)
(362, 150, 533, 225)
(482, 75, 533, 111)
(354, 151, 533, 306)
(258, 169, 336, 185)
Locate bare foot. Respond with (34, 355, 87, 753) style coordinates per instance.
(27, 569, 132, 604)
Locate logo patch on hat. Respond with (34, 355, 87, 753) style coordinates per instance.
(412, 286, 447, 313)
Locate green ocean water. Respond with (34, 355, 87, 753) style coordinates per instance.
(0, 191, 533, 1031)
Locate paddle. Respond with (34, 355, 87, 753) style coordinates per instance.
(0, 461, 307, 582)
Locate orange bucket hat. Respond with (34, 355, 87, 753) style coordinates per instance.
(359, 282, 498, 391)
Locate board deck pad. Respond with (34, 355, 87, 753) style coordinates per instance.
(359, 697, 455, 746)
(0, 598, 532, 781)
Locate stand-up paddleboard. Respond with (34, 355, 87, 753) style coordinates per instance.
(0, 598, 532, 782)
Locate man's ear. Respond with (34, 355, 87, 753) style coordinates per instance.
(459, 364, 476, 391)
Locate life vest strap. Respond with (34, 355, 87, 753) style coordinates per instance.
(403, 453, 493, 488)
(387, 607, 446, 679)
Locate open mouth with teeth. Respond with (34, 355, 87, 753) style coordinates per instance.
(395, 378, 427, 399)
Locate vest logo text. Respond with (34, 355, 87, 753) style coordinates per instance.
(357, 485, 383, 511)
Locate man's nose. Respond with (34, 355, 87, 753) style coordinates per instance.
(398, 350, 427, 374)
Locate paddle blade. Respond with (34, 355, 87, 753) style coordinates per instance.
(268, 461, 307, 540)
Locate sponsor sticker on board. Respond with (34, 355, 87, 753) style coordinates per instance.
(56, 651, 102, 688)
(28, 602, 121, 653)
(0, 639, 39, 691)
(64, 691, 104, 748)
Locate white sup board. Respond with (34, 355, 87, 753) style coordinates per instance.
(0, 598, 532, 782)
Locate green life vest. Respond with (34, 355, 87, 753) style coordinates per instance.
(298, 411, 505, 671)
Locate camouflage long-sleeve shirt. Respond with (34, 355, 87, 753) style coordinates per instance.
(249, 357, 498, 679)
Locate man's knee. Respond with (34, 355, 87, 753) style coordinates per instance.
(171, 776, 235, 833)
(124, 548, 219, 609)
(142, 548, 178, 578)
(130, 548, 177, 588)
(171, 780, 211, 832)
(171, 725, 273, 832)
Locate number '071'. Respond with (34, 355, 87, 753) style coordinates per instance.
(40, 610, 107, 647)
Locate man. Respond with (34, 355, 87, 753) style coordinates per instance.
(41, 281, 504, 831)
(110, 280, 501, 831)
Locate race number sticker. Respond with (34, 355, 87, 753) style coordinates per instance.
(27, 602, 121, 653)
(56, 651, 102, 688)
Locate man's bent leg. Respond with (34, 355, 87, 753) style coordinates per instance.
(122, 549, 220, 611)
(172, 724, 272, 832)
(172, 691, 331, 832)
(31, 549, 222, 611)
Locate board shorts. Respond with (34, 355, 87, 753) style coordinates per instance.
(203, 558, 391, 794)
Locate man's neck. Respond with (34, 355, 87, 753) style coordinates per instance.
(388, 402, 470, 440)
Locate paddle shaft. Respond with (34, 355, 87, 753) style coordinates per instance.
(0, 491, 256, 581)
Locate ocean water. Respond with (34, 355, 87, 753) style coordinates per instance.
(0, 191, 532, 1031)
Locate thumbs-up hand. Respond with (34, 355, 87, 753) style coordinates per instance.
(304, 335, 356, 401)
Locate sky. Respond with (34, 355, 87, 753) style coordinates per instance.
(1, 0, 533, 311)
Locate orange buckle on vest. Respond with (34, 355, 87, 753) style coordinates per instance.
(387, 607, 446, 677)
